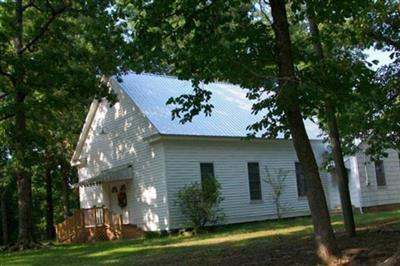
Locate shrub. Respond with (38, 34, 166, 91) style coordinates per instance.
(176, 176, 224, 232)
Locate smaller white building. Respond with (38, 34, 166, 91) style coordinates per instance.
(328, 147, 400, 211)
(71, 73, 400, 231)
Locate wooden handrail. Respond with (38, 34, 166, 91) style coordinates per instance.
(55, 207, 123, 243)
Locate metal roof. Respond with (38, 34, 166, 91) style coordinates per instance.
(115, 72, 323, 140)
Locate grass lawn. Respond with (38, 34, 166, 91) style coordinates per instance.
(1, 210, 400, 266)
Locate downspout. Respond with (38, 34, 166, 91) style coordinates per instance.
(364, 153, 370, 187)
(360, 153, 371, 213)
(364, 164, 370, 186)
(358, 183, 364, 215)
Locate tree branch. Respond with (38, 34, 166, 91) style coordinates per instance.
(20, 5, 69, 54)
(22, 0, 42, 12)
(370, 31, 400, 51)
(0, 67, 15, 86)
(0, 93, 9, 100)
(45, 0, 56, 14)
(0, 113, 15, 122)
(0, 68, 13, 80)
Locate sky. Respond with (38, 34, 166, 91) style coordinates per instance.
(365, 47, 394, 68)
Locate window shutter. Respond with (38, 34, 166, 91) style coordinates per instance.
(247, 162, 262, 200)
(295, 162, 307, 197)
(375, 160, 386, 187)
(200, 163, 215, 184)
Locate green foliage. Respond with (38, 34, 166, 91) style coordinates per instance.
(175, 176, 224, 232)
(0, 0, 129, 243)
(304, 0, 400, 158)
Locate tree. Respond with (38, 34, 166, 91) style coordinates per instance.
(44, 155, 55, 240)
(263, 167, 288, 219)
(304, 0, 356, 237)
(124, 0, 340, 261)
(36, 97, 90, 239)
(60, 156, 73, 219)
(269, 1, 339, 260)
(0, 191, 8, 245)
(0, 139, 14, 246)
(0, 0, 127, 248)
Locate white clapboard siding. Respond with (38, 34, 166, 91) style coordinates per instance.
(77, 80, 169, 231)
(75, 72, 400, 232)
(355, 149, 400, 208)
(163, 138, 332, 229)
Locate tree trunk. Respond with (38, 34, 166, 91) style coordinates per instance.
(1, 191, 8, 245)
(61, 160, 71, 219)
(276, 203, 281, 220)
(326, 105, 356, 237)
(14, 0, 34, 246)
(15, 91, 33, 245)
(269, 0, 340, 263)
(45, 166, 55, 240)
(306, 3, 356, 237)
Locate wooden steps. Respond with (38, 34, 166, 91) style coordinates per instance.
(122, 224, 144, 239)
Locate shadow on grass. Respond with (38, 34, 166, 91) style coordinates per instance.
(1, 225, 315, 266)
(2, 210, 399, 266)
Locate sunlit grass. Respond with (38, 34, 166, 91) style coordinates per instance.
(1, 210, 399, 266)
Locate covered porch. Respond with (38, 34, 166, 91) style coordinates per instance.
(78, 164, 134, 224)
(55, 164, 142, 243)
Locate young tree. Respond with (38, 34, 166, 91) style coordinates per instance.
(0, 147, 11, 245)
(0, 130, 13, 243)
(0, 191, 8, 245)
(44, 156, 54, 240)
(60, 156, 73, 219)
(263, 168, 289, 219)
(304, 0, 356, 237)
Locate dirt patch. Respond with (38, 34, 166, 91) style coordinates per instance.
(143, 223, 400, 266)
(340, 228, 400, 266)
(223, 229, 400, 265)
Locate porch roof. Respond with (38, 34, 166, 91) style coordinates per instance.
(77, 164, 133, 187)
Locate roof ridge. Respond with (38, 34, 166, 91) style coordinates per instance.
(128, 71, 180, 81)
(127, 71, 242, 88)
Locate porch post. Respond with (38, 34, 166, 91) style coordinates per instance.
(80, 209, 84, 227)
(93, 208, 96, 227)
(102, 207, 105, 225)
